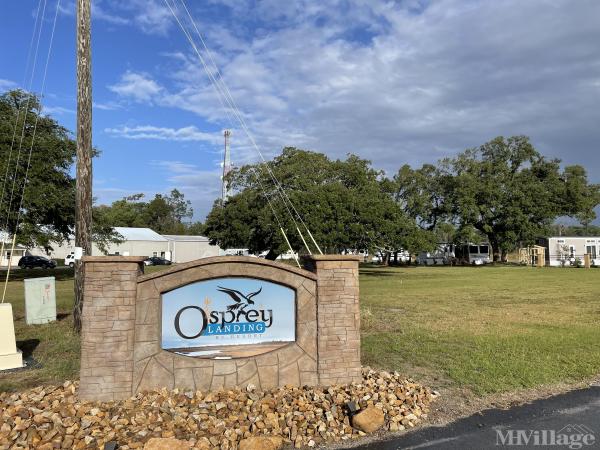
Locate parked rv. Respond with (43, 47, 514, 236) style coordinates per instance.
(416, 243, 491, 266)
(416, 244, 455, 266)
(455, 243, 491, 265)
(223, 248, 254, 257)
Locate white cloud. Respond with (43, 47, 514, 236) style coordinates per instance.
(58, 0, 129, 25)
(104, 125, 221, 144)
(43, 105, 75, 115)
(127, 0, 173, 35)
(93, 4, 129, 25)
(58, 0, 174, 35)
(151, 160, 222, 218)
(93, 187, 140, 206)
(0, 79, 17, 91)
(93, 101, 122, 111)
(108, 71, 163, 103)
(104, 0, 600, 180)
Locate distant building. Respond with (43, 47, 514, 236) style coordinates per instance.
(0, 232, 27, 267)
(102, 227, 171, 259)
(536, 236, 600, 266)
(163, 235, 220, 263)
(34, 227, 221, 263)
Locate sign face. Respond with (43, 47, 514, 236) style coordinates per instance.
(161, 277, 295, 358)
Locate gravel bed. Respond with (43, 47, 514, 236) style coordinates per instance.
(0, 368, 437, 449)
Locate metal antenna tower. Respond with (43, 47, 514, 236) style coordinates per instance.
(221, 129, 232, 203)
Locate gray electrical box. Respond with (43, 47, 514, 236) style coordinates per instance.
(24, 276, 56, 325)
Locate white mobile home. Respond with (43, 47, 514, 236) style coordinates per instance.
(537, 236, 600, 266)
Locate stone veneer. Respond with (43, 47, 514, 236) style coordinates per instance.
(79, 255, 360, 402)
(303, 255, 362, 385)
(79, 256, 145, 402)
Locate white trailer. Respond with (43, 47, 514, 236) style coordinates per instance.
(537, 236, 600, 266)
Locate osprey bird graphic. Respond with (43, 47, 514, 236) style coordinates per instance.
(217, 286, 263, 311)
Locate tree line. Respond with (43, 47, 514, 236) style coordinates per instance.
(94, 190, 203, 236)
(204, 138, 600, 262)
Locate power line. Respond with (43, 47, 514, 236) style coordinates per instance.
(178, 0, 322, 255)
(0, 0, 44, 215)
(0, 0, 45, 273)
(2, 0, 61, 303)
(167, 0, 322, 255)
(0, 0, 49, 286)
(1, 0, 48, 237)
(163, 0, 303, 261)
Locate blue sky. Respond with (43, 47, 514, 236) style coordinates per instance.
(1, 0, 600, 220)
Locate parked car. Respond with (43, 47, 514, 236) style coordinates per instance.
(18, 255, 57, 269)
(144, 256, 172, 266)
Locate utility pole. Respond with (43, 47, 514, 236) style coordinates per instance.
(74, 0, 93, 333)
(221, 129, 231, 203)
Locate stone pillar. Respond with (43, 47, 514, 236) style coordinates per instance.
(304, 255, 361, 385)
(79, 256, 145, 401)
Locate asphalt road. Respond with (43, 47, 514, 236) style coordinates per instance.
(349, 386, 600, 449)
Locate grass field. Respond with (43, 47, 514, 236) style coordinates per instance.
(1, 265, 599, 396)
(0, 268, 79, 392)
(0, 266, 166, 392)
(361, 265, 600, 394)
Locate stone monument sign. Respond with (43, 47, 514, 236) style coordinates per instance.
(79, 255, 360, 402)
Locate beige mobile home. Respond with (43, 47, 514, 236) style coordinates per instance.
(537, 236, 600, 266)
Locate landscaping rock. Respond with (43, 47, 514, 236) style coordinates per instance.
(352, 406, 385, 433)
(239, 436, 283, 450)
(0, 368, 436, 449)
(143, 438, 191, 449)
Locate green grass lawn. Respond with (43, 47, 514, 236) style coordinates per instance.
(0, 268, 79, 392)
(0, 265, 170, 391)
(1, 264, 599, 396)
(361, 265, 600, 395)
